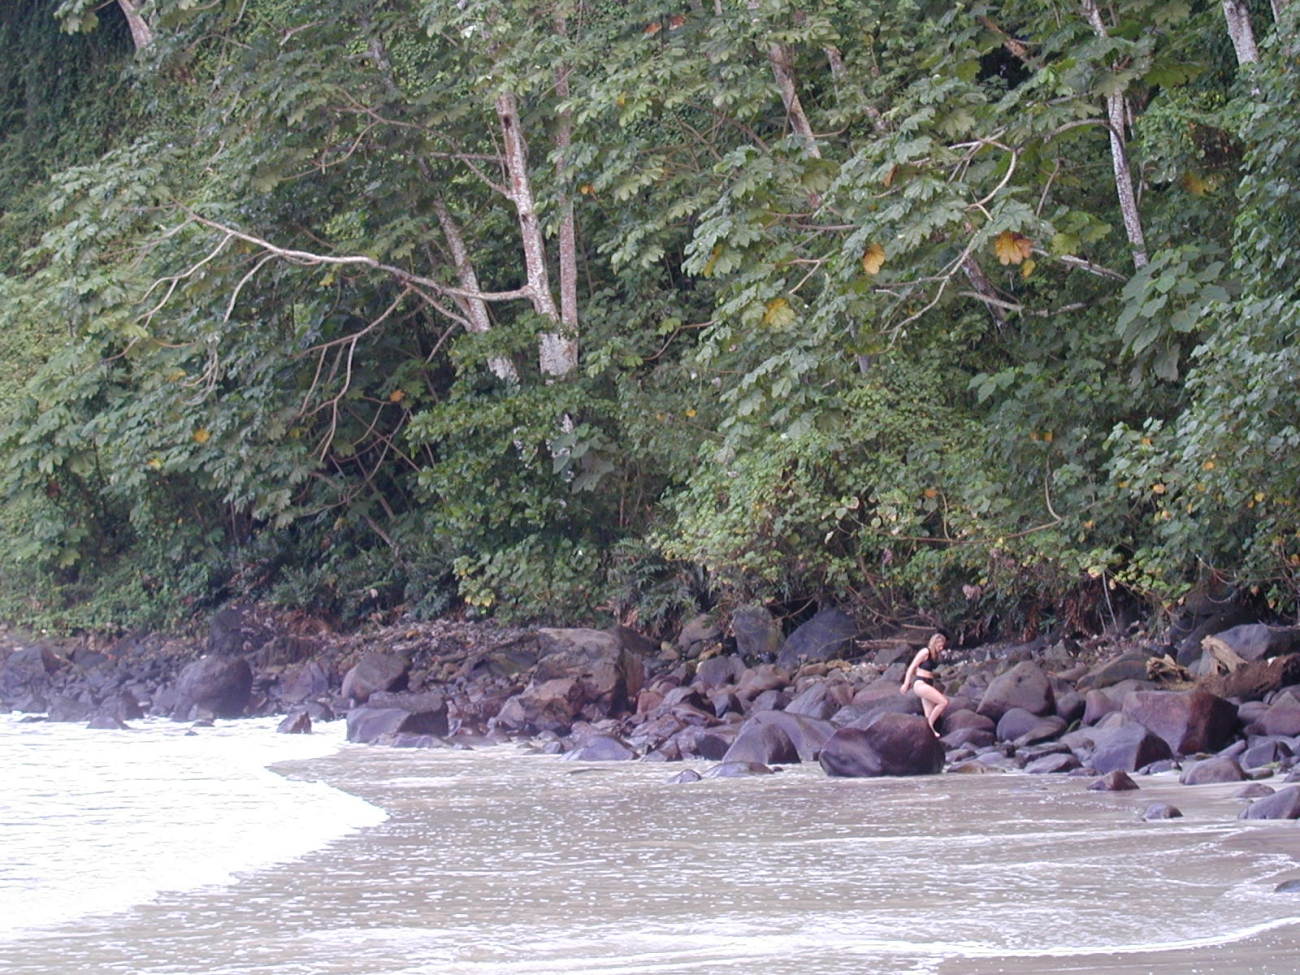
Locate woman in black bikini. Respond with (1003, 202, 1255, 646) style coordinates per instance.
(901, 632, 949, 737)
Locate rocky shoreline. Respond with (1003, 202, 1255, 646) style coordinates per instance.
(4, 602, 1300, 827)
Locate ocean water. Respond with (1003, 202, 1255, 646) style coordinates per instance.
(3, 713, 1300, 974)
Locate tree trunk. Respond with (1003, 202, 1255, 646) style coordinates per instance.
(553, 22, 580, 344)
(117, 0, 153, 50)
(494, 90, 575, 376)
(1222, 0, 1260, 64)
(1082, 0, 1149, 269)
(433, 200, 518, 383)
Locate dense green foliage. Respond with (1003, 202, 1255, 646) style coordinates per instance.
(0, 0, 1296, 635)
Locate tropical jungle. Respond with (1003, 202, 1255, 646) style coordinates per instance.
(1, 0, 1297, 641)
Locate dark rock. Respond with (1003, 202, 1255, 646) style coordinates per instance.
(1082, 689, 1120, 726)
(1081, 723, 1174, 774)
(279, 660, 332, 704)
(277, 711, 313, 734)
(1179, 756, 1246, 785)
(47, 695, 95, 722)
(534, 628, 646, 714)
(174, 655, 253, 719)
(1274, 879, 1300, 893)
(977, 662, 1055, 723)
(1241, 738, 1292, 769)
(341, 652, 410, 704)
(731, 605, 782, 660)
(694, 655, 746, 690)
(496, 678, 584, 734)
(1025, 752, 1082, 774)
(86, 714, 129, 731)
(819, 713, 944, 777)
(563, 735, 636, 761)
(941, 727, 997, 750)
(722, 721, 799, 766)
(703, 761, 775, 778)
(1233, 783, 1276, 800)
(1258, 701, 1300, 737)
(1239, 786, 1300, 820)
(746, 710, 836, 762)
(1141, 803, 1183, 820)
(748, 689, 790, 713)
(783, 683, 841, 721)
(1088, 770, 1139, 791)
(676, 613, 722, 658)
(1121, 689, 1239, 756)
(1054, 690, 1086, 724)
(0, 646, 64, 711)
(346, 695, 449, 744)
(1079, 653, 1152, 690)
(207, 605, 273, 657)
(776, 609, 857, 672)
(667, 769, 702, 784)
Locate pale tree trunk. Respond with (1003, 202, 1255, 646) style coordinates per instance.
(117, 0, 153, 50)
(553, 21, 580, 343)
(1222, 0, 1260, 63)
(1082, 0, 1149, 269)
(747, 2, 820, 156)
(494, 90, 576, 377)
(432, 200, 519, 383)
(1271, 0, 1289, 23)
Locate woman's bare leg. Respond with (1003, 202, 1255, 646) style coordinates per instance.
(914, 682, 948, 735)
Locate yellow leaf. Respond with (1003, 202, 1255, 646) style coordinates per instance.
(1152, 482, 1166, 494)
(923, 487, 938, 498)
(994, 231, 1032, 265)
(389, 389, 406, 403)
(1180, 172, 1209, 196)
(193, 428, 211, 444)
(702, 245, 722, 278)
(763, 297, 795, 328)
(1042, 431, 1053, 443)
(861, 242, 886, 275)
(579, 183, 595, 196)
(1020, 258, 1036, 280)
(684, 408, 696, 418)
(883, 165, 897, 188)
(1202, 459, 1216, 470)
(147, 457, 162, 470)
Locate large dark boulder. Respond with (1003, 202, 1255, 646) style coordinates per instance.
(174, 655, 253, 719)
(495, 678, 584, 734)
(341, 652, 410, 704)
(207, 605, 273, 657)
(722, 721, 800, 765)
(693, 654, 746, 690)
(0, 646, 64, 711)
(818, 713, 944, 777)
(747, 710, 837, 762)
(776, 609, 857, 672)
(278, 660, 332, 704)
(563, 735, 637, 761)
(534, 628, 645, 714)
(731, 605, 782, 660)
(1179, 756, 1246, 785)
(1257, 700, 1300, 737)
(977, 661, 1055, 723)
(1240, 786, 1300, 820)
(1078, 723, 1174, 773)
(346, 691, 449, 743)
(1121, 689, 1239, 756)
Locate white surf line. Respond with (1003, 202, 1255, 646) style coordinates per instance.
(888, 914, 1300, 959)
